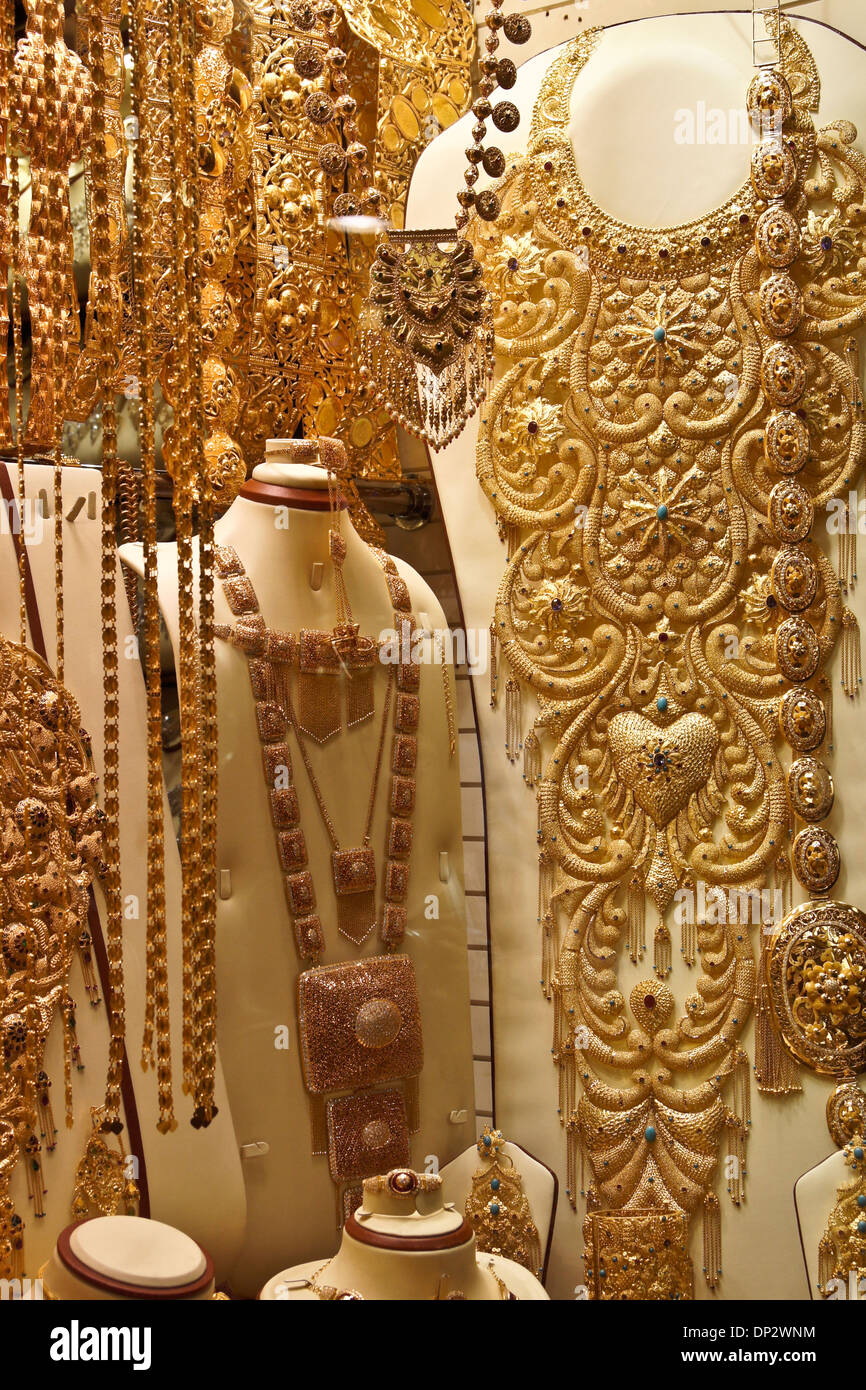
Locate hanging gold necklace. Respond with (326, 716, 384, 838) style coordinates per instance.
(286, 661, 395, 946)
(358, 0, 532, 449)
(472, 8, 866, 1295)
(213, 494, 426, 1211)
(214, 545, 406, 948)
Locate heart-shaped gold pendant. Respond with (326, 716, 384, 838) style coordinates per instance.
(608, 711, 720, 828)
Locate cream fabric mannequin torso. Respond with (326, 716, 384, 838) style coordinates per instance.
(121, 457, 475, 1296)
(406, 3, 866, 1300)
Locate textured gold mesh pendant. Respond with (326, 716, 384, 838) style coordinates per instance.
(359, 230, 493, 450)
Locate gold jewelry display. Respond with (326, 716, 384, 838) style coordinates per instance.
(363, 1167, 440, 1196)
(213, 533, 420, 952)
(0, 633, 105, 1278)
(129, 0, 220, 1130)
(3, 0, 92, 453)
(243, 1, 474, 498)
(358, 0, 529, 449)
(817, 1135, 866, 1296)
(584, 1209, 693, 1301)
(212, 459, 426, 1208)
(68, 0, 129, 423)
(472, 10, 866, 1292)
(185, 0, 255, 506)
(464, 1126, 542, 1277)
(71, 1109, 140, 1220)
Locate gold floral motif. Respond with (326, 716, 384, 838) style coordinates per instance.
(818, 1135, 866, 1296)
(472, 20, 866, 1290)
(767, 900, 866, 1074)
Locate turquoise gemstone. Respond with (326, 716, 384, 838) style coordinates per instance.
(855, 1147, 864, 1161)
(645, 1126, 656, 1143)
(489, 1202, 500, 1216)
(490, 1177, 500, 1191)
(657, 697, 668, 712)
(653, 326, 666, 342)
(859, 1220, 866, 1234)
(483, 1134, 492, 1147)
(656, 504, 669, 521)
(858, 1195, 866, 1208)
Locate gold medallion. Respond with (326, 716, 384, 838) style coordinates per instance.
(771, 547, 818, 611)
(767, 900, 866, 1073)
(768, 479, 813, 541)
(776, 615, 821, 681)
(787, 756, 834, 822)
(778, 686, 826, 751)
(792, 826, 842, 893)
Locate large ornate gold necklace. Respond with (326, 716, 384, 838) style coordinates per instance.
(473, 16, 866, 1296)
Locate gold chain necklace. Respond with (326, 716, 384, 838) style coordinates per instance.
(473, 10, 866, 1294)
(214, 543, 412, 950)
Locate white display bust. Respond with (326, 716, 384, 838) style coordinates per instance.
(120, 442, 475, 1295)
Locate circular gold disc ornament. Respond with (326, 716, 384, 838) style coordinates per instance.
(768, 480, 813, 542)
(826, 1080, 866, 1147)
(766, 900, 866, 1074)
(771, 546, 818, 611)
(759, 274, 803, 337)
(751, 138, 797, 199)
(791, 825, 841, 893)
(776, 615, 821, 681)
(779, 686, 826, 751)
(787, 756, 834, 822)
(764, 410, 809, 473)
(755, 207, 801, 268)
(761, 342, 807, 406)
(747, 70, 793, 130)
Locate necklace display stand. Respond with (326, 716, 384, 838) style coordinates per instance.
(259, 1168, 548, 1300)
(121, 444, 475, 1296)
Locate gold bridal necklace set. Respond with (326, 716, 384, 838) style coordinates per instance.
(475, 4, 866, 1296)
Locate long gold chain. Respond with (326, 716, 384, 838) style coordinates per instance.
(129, 0, 173, 1132)
(87, 0, 126, 1138)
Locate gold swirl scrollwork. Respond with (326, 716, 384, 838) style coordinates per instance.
(472, 21, 866, 1292)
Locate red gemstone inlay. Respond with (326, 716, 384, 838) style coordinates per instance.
(644, 994, 656, 1010)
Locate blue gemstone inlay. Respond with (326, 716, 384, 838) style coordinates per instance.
(656, 504, 669, 521)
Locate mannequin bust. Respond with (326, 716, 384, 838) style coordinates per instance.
(794, 1148, 861, 1300)
(37, 1215, 216, 1300)
(440, 1137, 557, 1282)
(120, 441, 475, 1296)
(406, 2, 866, 1300)
(259, 1167, 548, 1299)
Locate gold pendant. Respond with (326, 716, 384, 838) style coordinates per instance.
(359, 229, 493, 450)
